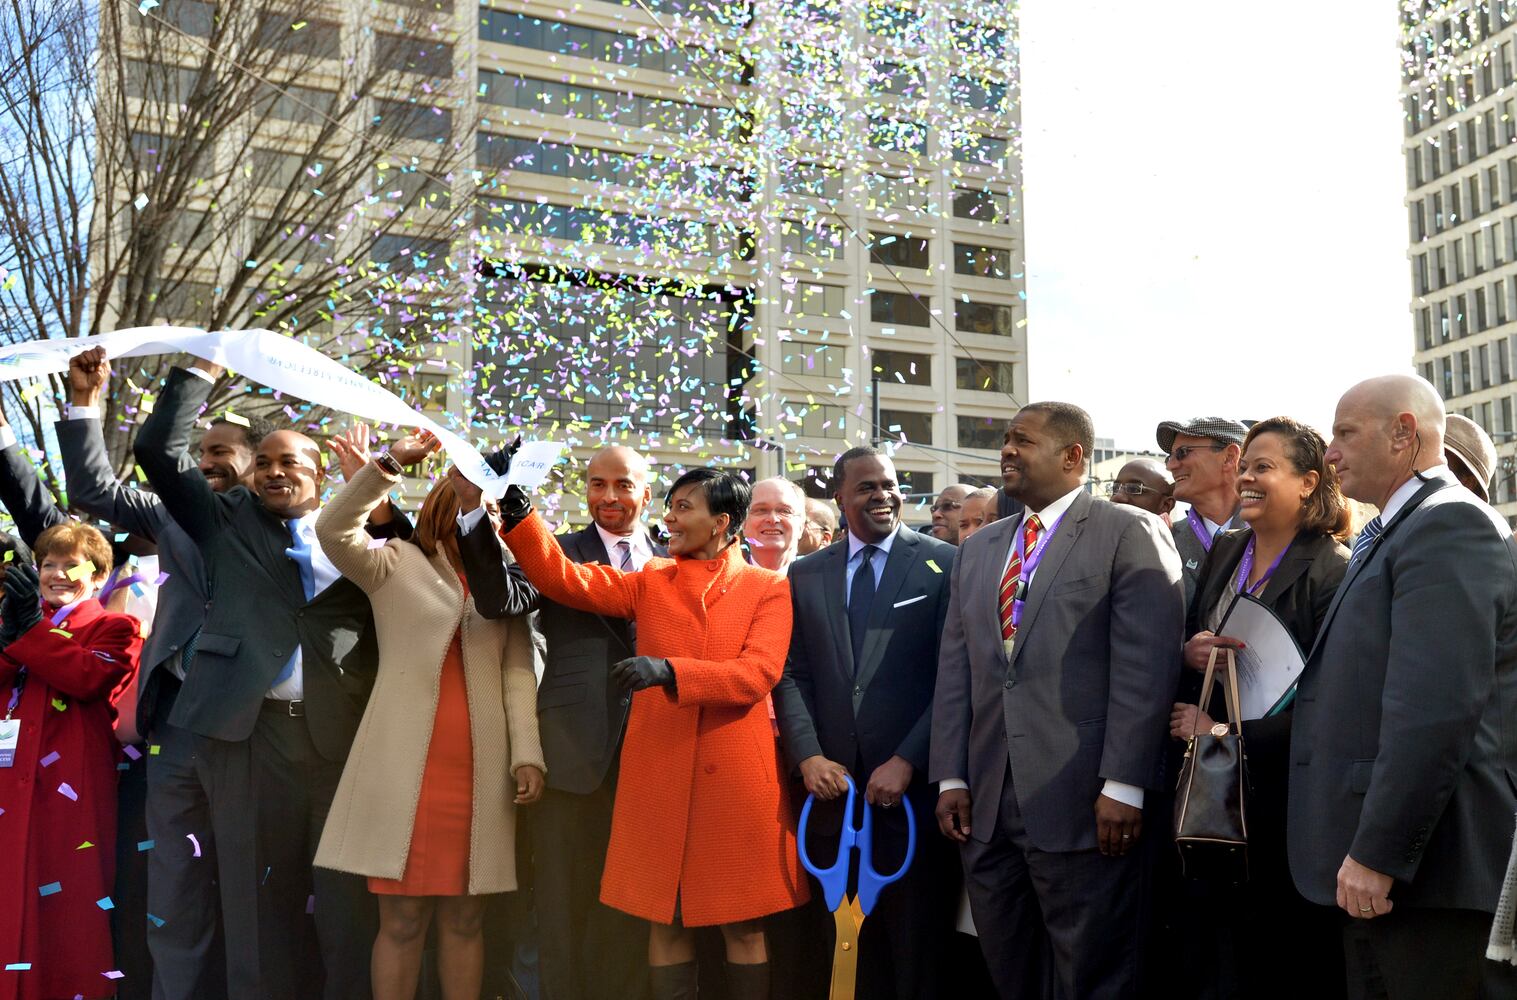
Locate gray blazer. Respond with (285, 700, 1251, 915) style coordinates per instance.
(1287, 473, 1517, 912)
(930, 490, 1185, 853)
(1172, 508, 1243, 609)
(57, 416, 208, 735)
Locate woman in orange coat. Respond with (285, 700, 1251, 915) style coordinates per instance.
(495, 468, 807, 1000)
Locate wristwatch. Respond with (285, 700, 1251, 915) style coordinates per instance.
(375, 451, 403, 476)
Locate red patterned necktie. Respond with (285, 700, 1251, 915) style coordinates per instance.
(998, 515, 1043, 643)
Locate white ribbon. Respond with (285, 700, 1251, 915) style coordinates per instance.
(0, 326, 527, 496)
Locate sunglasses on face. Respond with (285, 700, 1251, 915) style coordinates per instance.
(1103, 481, 1164, 497)
(931, 500, 963, 512)
(1168, 444, 1226, 462)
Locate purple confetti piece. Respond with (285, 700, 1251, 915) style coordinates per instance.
(123, 744, 142, 761)
(306, 894, 316, 914)
(103, 970, 125, 980)
(187, 833, 202, 858)
(58, 782, 78, 801)
(39, 750, 60, 767)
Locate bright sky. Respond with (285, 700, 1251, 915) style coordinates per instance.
(1020, 0, 1413, 452)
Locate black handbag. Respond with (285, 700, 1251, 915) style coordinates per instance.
(1173, 646, 1250, 883)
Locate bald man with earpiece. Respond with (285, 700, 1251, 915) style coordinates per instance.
(1288, 375, 1517, 998)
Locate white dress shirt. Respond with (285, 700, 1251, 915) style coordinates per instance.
(266, 509, 340, 701)
(1378, 465, 1450, 525)
(845, 525, 900, 601)
(595, 523, 653, 571)
(943, 486, 1146, 810)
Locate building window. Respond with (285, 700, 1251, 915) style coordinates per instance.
(375, 98, 453, 142)
(955, 298, 1015, 335)
(777, 161, 842, 201)
(871, 60, 925, 99)
(780, 339, 846, 378)
(950, 75, 1007, 112)
(864, 172, 930, 211)
(953, 242, 1012, 279)
(896, 470, 933, 496)
(781, 220, 845, 259)
(952, 133, 1008, 166)
(957, 415, 1005, 450)
(868, 117, 928, 155)
(785, 282, 846, 317)
(871, 350, 931, 386)
(956, 358, 1016, 394)
(374, 33, 452, 76)
(870, 289, 931, 326)
(868, 232, 930, 269)
(879, 408, 932, 444)
(953, 188, 1009, 223)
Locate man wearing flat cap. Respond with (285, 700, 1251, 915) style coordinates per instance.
(1444, 414, 1498, 503)
(1156, 416, 1249, 606)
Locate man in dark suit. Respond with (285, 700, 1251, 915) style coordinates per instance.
(931, 402, 1184, 999)
(774, 446, 958, 999)
(457, 445, 659, 1000)
(58, 346, 270, 1000)
(134, 360, 399, 1000)
(1290, 375, 1517, 998)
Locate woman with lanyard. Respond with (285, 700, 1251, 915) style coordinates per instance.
(1167, 416, 1352, 1000)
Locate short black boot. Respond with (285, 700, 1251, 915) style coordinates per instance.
(650, 961, 700, 1000)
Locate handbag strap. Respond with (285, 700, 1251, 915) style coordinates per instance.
(1192, 646, 1244, 738)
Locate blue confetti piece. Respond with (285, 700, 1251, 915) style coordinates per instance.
(147, 913, 166, 928)
(38, 881, 61, 896)
(97, 896, 115, 910)
(137, 839, 155, 852)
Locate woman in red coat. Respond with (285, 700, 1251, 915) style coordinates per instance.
(0, 522, 142, 1000)
(497, 468, 807, 1000)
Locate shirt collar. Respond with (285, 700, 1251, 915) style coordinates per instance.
(595, 523, 649, 557)
(847, 524, 900, 561)
(1380, 465, 1452, 525)
(290, 509, 320, 537)
(1026, 486, 1083, 526)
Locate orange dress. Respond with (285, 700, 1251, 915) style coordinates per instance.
(368, 624, 474, 897)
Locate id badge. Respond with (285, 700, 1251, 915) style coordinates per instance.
(0, 718, 19, 768)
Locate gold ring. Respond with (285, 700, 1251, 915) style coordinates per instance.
(1358, 905, 1373, 913)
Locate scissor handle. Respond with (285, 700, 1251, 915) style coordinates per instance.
(796, 774, 857, 911)
(857, 793, 916, 916)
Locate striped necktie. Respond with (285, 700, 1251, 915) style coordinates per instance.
(998, 515, 1042, 642)
(616, 539, 634, 571)
(1350, 515, 1384, 566)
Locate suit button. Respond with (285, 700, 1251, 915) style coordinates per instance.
(704, 764, 717, 774)
(296, 611, 304, 618)
(853, 686, 861, 695)
(169, 644, 179, 652)
(621, 697, 630, 706)
(1004, 680, 1013, 689)
(272, 649, 283, 658)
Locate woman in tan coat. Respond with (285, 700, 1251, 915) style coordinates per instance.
(314, 433, 545, 1000)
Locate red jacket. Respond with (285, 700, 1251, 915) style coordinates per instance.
(505, 514, 808, 926)
(0, 599, 141, 1000)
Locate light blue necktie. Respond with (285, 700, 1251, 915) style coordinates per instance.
(1350, 515, 1384, 567)
(273, 519, 316, 687)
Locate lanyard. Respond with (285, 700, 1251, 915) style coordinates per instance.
(1187, 508, 1218, 552)
(1235, 536, 1291, 596)
(1009, 510, 1067, 631)
(5, 668, 24, 720)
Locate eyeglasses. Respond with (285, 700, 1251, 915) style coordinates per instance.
(931, 500, 963, 513)
(1168, 444, 1227, 462)
(1103, 481, 1164, 497)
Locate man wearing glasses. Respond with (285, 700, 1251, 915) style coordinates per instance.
(929, 483, 978, 545)
(1103, 459, 1176, 524)
(1155, 416, 1249, 606)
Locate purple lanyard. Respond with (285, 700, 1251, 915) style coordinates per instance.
(1235, 536, 1291, 596)
(5, 669, 24, 717)
(1187, 508, 1217, 551)
(1009, 510, 1067, 630)
(97, 569, 147, 606)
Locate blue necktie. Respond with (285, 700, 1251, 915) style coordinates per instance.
(848, 545, 877, 672)
(1350, 515, 1384, 567)
(273, 520, 316, 687)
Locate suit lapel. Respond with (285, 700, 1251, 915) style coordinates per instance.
(855, 530, 920, 692)
(1257, 532, 1313, 606)
(970, 517, 1019, 667)
(1305, 476, 1454, 664)
(818, 540, 853, 679)
(256, 506, 307, 606)
(1011, 491, 1092, 670)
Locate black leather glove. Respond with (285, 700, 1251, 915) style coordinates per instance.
(1, 563, 42, 646)
(499, 483, 533, 531)
(611, 656, 676, 693)
(484, 437, 523, 478)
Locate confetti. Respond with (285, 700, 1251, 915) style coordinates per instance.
(58, 782, 78, 801)
(38, 881, 61, 896)
(66, 560, 95, 581)
(147, 914, 166, 928)
(132, 192, 148, 210)
(925, 559, 942, 574)
(187, 833, 202, 858)
(3, 963, 30, 971)
(77, 841, 94, 849)
(39, 750, 60, 767)
(137, 839, 155, 852)
(123, 744, 142, 761)
(51, 697, 67, 711)
(103, 970, 125, 980)
(97, 896, 115, 910)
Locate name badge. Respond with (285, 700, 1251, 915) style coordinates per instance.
(0, 719, 20, 768)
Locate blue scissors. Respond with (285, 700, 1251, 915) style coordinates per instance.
(797, 774, 916, 1000)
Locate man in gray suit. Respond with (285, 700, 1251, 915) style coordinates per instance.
(59, 347, 270, 1000)
(931, 402, 1184, 999)
(1289, 375, 1517, 998)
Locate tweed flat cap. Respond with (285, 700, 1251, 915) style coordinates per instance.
(1444, 413, 1497, 501)
(1155, 417, 1249, 454)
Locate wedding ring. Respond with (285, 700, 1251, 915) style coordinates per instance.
(1358, 905, 1373, 913)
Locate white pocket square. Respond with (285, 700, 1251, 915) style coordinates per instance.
(893, 595, 927, 609)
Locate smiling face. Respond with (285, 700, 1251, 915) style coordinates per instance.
(1236, 432, 1316, 534)
(586, 446, 651, 535)
(1165, 433, 1237, 505)
(254, 430, 324, 519)
(39, 548, 104, 609)
(662, 482, 729, 558)
(197, 423, 257, 493)
(744, 480, 803, 559)
(835, 454, 902, 545)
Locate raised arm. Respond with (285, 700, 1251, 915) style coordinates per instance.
(669, 572, 792, 709)
(133, 365, 222, 544)
(454, 490, 540, 618)
(501, 511, 638, 620)
(315, 463, 405, 594)
(0, 413, 68, 548)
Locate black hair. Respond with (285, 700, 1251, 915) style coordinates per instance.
(832, 445, 885, 492)
(1018, 402, 1095, 457)
(209, 412, 277, 450)
(665, 468, 751, 541)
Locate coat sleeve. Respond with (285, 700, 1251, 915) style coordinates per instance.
(0, 441, 68, 549)
(315, 462, 404, 594)
(6, 613, 141, 702)
(501, 615, 546, 778)
(57, 416, 172, 541)
(929, 539, 974, 785)
(1102, 512, 1186, 790)
(456, 513, 540, 619)
(1350, 503, 1510, 881)
(893, 548, 954, 772)
(132, 368, 225, 545)
(501, 512, 638, 620)
(773, 568, 823, 769)
(669, 573, 791, 709)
